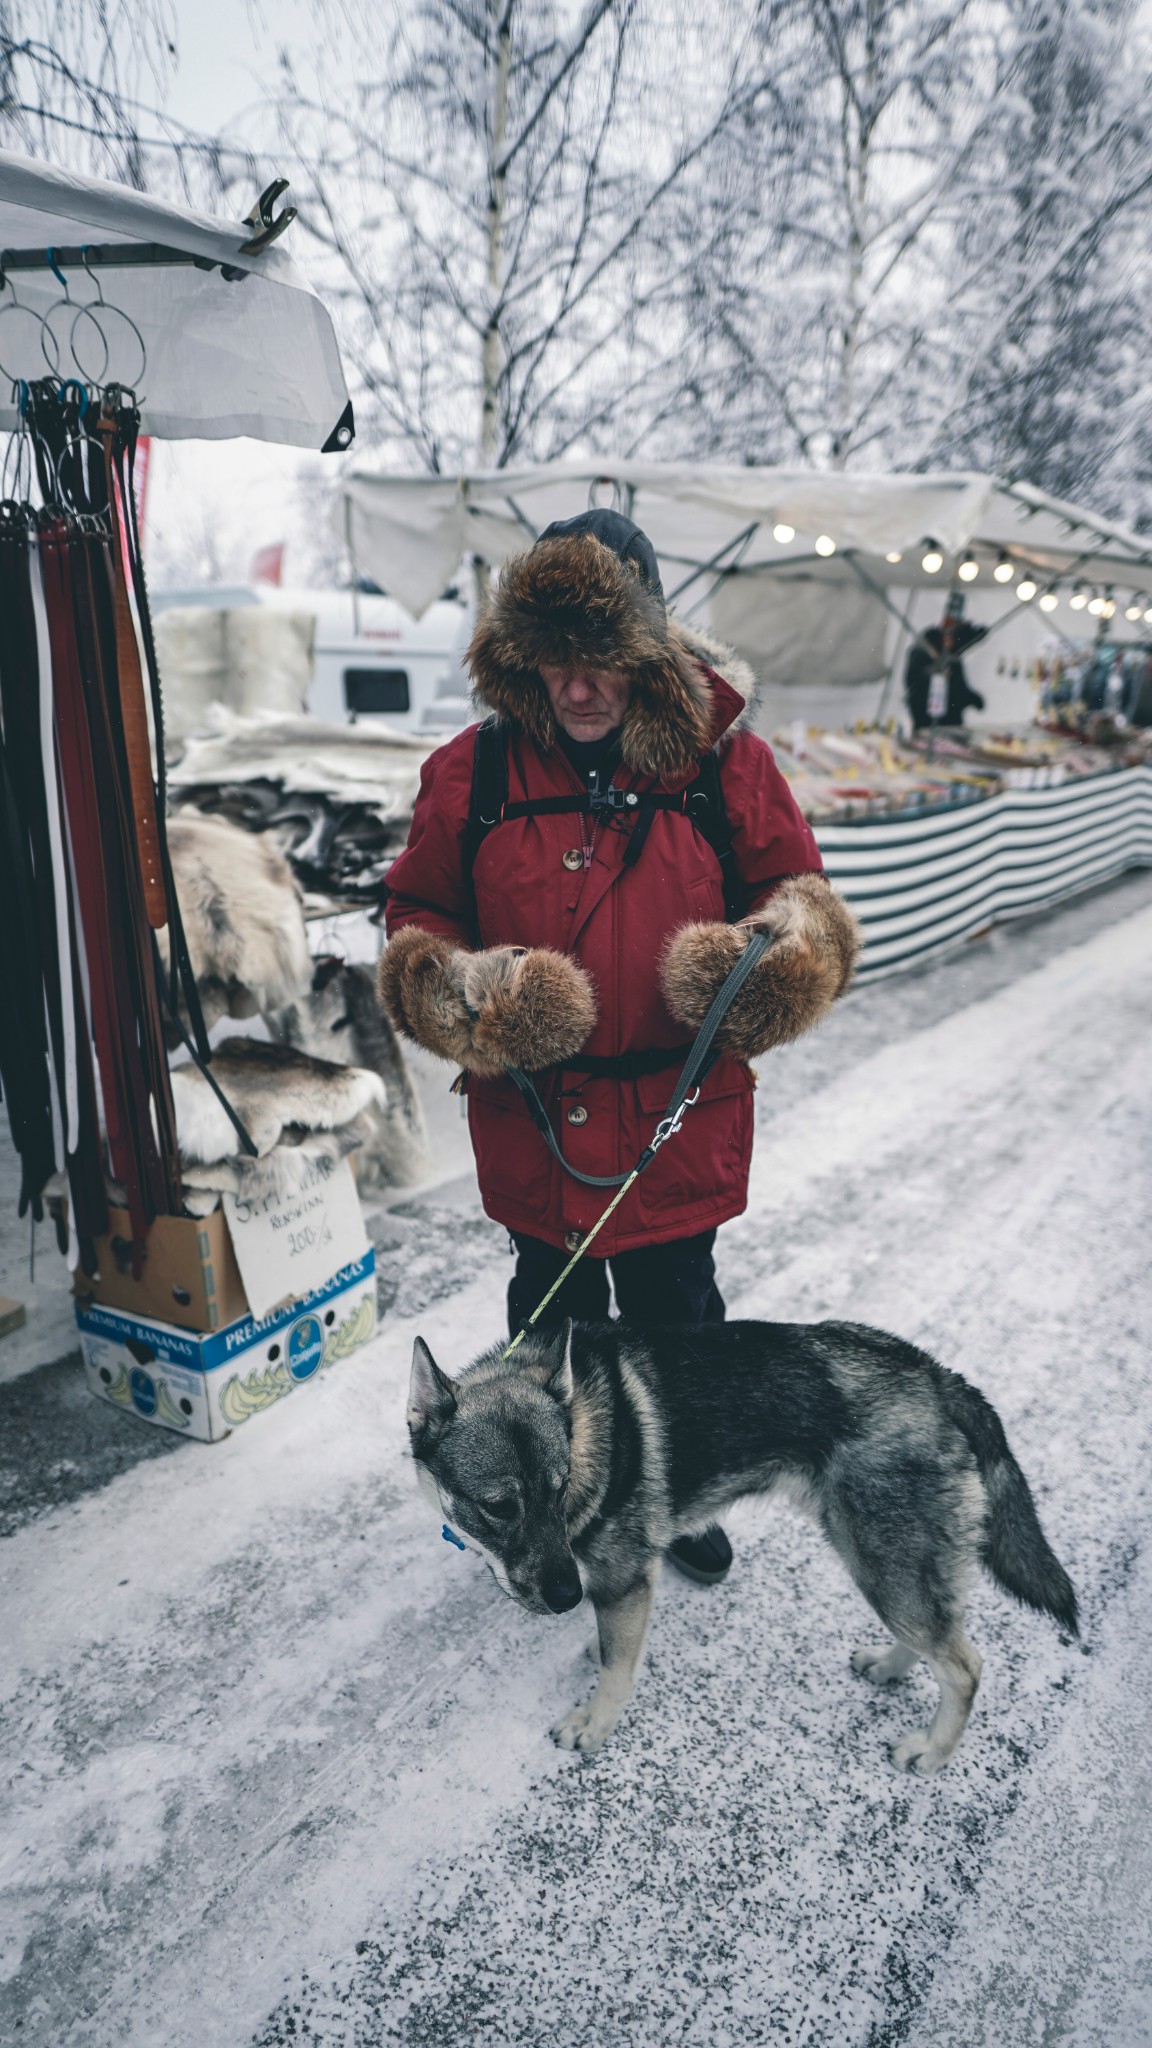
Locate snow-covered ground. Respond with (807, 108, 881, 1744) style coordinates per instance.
(2, 873, 1151, 2047)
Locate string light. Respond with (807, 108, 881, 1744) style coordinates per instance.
(1101, 596, 1116, 619)
(1069, 585, 1088, 610)
(1144, 606, 1152, 625)
(957, 554, 979, 581)
(1087, 596, 1105, 616)
(814, 534, 836, 556)
(993, 554, 1014, 583)
(1125, 601, 1143, 621)
(885, 550, 903, 564)
(773, 522, 795, 544)
(921, 540, 944, 574)
(1016, 578, 1037, 601)
(1038, 592, 1059, 612)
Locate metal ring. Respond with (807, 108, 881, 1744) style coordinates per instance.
(69, 302, 109, 385)
(0, 299, 47, 383)
(86, 301, 147, 389)
(38, 294, 76, 375)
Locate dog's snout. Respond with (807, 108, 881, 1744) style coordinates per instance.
(541, 1562, 583, 1613)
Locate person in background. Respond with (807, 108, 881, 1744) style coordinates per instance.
(905, 593, 987, 730)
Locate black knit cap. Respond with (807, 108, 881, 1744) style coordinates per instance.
(536, 508, 665, 608)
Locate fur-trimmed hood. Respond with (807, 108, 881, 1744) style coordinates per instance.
(467, 532, 756, 784)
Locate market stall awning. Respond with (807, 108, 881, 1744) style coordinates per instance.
(0, 149, 352, 449)
(339, 461, 1152, 620)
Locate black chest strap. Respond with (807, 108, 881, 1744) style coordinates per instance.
(464, 717, 744, 922)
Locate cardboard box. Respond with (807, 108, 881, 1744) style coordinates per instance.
(76, 1158, 372, 1333)
(77, 1206, 248, 1332)
(76, 1250, 377, 1443)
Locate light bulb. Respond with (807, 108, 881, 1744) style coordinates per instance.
(884, 550, 903, 564)
(1144, 607, 1152, 624)
(814, 534, 836, 557)
(1102, 598, 1116, 619)
(1069, 589, 1088, 610)
(957, 557, 978, 581)
(993, 558, 1014, 583)
(773, 522, 795, 544)
(1038, 592, 1059, 612)
(921, 547, 943, 574)
(1087, 597, 1105, 616)
(1016, 578, 1037, 601)
(1125, 603, 1142, 621)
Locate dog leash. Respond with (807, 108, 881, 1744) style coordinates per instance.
(502, 928, 773, 1359)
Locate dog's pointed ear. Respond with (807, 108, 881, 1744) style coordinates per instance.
(544, 1318, 574, 1405)
(408, 1336, 457, 1436)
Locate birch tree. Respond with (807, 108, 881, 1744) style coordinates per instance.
(275, 0, 759, 474)
(0, 0, 249, 199)
(696, 0, 1152, 510)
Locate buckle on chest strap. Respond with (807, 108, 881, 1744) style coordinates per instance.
(589, 786, 640, 814)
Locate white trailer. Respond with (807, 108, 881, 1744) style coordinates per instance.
(151, 583, 473, 734)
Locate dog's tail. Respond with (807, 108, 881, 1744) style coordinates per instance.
(940, 1372, 1079, 1635)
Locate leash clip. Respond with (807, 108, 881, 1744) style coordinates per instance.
(650, 1086, 700, 1152)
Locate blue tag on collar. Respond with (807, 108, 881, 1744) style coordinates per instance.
(442, 1523, 466, 1551)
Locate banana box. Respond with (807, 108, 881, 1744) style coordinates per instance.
(76, 1251, 377, 1443)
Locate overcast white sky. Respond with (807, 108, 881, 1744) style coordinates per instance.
(146, 0, 350, 589)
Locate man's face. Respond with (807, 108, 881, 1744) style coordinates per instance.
(540, 663, 631, 743)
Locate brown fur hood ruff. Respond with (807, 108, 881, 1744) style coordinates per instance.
(466, 533, 756, 784)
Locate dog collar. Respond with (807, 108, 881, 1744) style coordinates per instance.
(442, 1523, 466, 1551)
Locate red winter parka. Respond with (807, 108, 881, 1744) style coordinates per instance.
(384, 659, 826, 1257)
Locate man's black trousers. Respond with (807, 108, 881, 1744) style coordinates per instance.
(508, 1228, 726, 1337)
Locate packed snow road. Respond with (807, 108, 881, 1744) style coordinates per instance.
(2, 874, 1151, 2048)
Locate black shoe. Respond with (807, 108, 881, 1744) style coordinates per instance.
(667, 1525, 732, 1585)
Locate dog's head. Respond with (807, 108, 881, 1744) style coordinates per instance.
(407, 1322, 583, 1617)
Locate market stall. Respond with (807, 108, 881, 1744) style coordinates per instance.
(0, 149, 388, 1434)
(336, 460, 1152, 971)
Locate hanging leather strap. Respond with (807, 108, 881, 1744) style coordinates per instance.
(99, 409, 167, 928)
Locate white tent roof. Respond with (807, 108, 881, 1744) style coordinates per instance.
(340, 460, 1152, 618)
(0, 149, 351, 448)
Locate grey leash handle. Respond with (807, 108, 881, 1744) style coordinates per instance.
(505, 927, 774, 1188)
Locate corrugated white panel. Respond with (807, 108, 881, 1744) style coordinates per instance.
(816, 767, 1152, 978)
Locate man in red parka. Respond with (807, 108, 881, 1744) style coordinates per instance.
(379, 511, 859, 1584)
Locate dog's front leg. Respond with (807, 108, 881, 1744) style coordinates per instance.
(551, 1565, 658, 1755)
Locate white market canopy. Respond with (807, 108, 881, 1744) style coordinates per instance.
(340, 461, 1152, 689)
(0, 149, 352, 448)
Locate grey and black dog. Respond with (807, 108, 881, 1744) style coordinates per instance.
(409, 1316, 1078, 1776)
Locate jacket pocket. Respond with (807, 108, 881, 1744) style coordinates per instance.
(633, 1057, 753, 1218)
(467, 1072, 555, 1212)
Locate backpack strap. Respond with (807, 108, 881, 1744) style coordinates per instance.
(463, 721, 743, 923)
(463, 715, 509, 871)
(683, 750, 744, 922)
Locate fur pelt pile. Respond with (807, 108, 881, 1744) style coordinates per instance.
(276, 957, 430, 1192)
(171, 1037, 387, 1217)
(162, 810, 312, 1031)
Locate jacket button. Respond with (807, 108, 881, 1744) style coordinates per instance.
(566, 1105, 588, 1125)
(562, 848, 583, 871)
(565, 1229, 583, 1252)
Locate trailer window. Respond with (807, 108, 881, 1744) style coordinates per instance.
(344, 668, 410, 713)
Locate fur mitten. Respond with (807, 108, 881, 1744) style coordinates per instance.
(660, 875, 861, 1058)
(378, 926, 597, 1077)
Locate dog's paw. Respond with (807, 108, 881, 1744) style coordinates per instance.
(852, 1643, 914, 1685)
(551, 1700, 615, 1754)
(889, 1729, 945, 1778)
